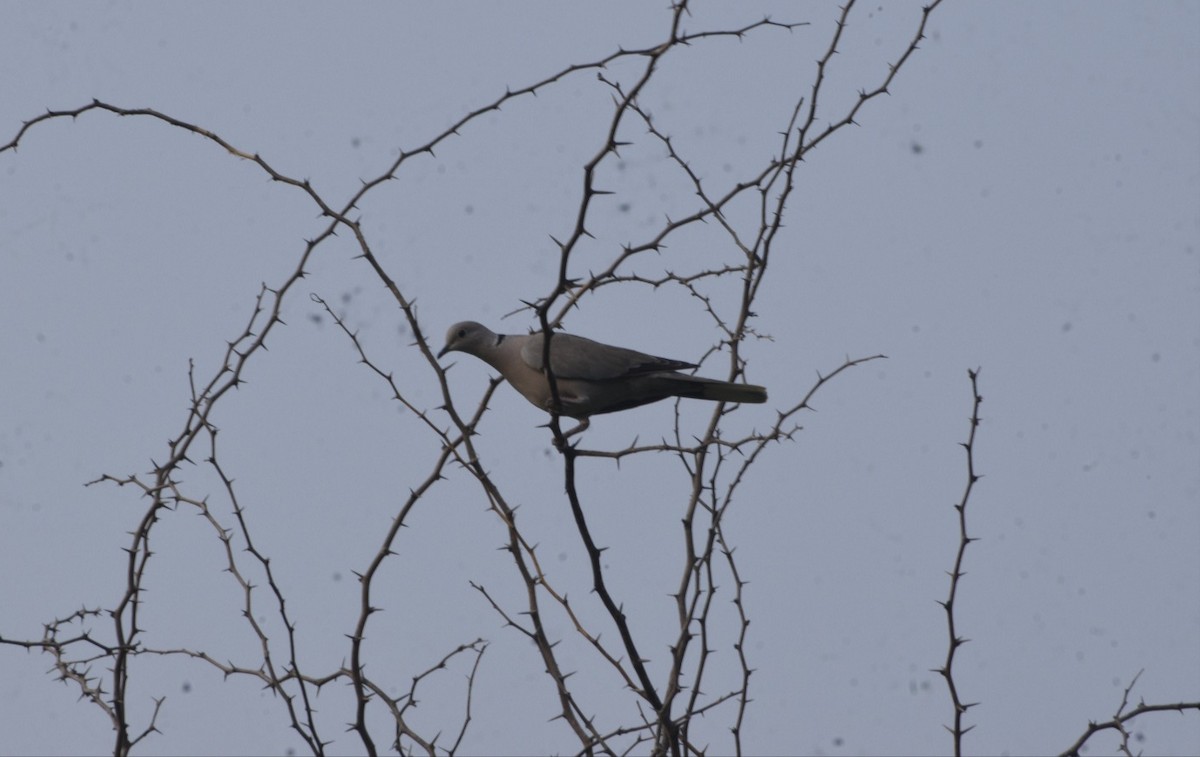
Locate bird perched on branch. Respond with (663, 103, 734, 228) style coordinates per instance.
(438, 321, 767, 428)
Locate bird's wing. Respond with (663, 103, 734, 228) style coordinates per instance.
(520, 332, 695, 381)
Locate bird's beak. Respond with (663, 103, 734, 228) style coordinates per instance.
(436, 344, 451, 359)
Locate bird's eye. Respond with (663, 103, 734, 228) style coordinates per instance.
(457, 328, 467, 339)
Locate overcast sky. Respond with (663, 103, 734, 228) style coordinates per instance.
(2, 2, 1198, 755)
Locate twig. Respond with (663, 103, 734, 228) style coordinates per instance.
(934, 368, 984, 756)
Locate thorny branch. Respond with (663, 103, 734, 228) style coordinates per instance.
(512, 2, 945, 754)
(1058, 671, 1200, 757)
(935, 368, 984, 757)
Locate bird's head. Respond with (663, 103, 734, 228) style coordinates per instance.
(437, 321, 494, 359)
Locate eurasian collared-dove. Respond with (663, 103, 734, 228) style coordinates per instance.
(437, 321, 767, 420)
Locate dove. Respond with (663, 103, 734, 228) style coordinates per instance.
(438, 321, 766, 426)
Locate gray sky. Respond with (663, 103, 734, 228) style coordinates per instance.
(2, 2, 1198, 755)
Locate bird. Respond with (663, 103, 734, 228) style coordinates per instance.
(437, 321, 767, 430)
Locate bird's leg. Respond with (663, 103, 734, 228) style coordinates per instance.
(563, 417, 590, 439)
(548, 417, 590, 451)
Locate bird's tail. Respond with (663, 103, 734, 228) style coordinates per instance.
(669, 375, 768, 404)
